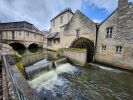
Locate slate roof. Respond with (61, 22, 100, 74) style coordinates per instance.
(51, 8, 74, 22)
(0, 21, 43, 34)
(47, 32, 60, 39)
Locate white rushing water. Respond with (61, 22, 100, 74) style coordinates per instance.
(97, 65, 124, 73)
(28, 63, 77, 93)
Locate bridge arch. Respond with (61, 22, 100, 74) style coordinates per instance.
(28, 43, 39, 49)
(70, 37, 94, 63)
(9, 42, 26, 50)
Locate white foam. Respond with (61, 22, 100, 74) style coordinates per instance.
(28, 63, 77, 92)
(97, 65, 123, 73)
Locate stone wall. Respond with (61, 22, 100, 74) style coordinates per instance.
(59, 48, 87, 66)
(60, 10, 96, 48)
(51, 11, 73, 33)
(95, 2, 133, 71)
(0, 30, 44, 48)
(0, 43, 40, 99)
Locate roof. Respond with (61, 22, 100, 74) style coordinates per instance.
(99, 2, 133, 26)
(47, 32, 60, 39)
(99, 8, 118, 26)
(64, 10, 96, 31)
(0, 21, 43, 35)
(51, 8, 74, 22)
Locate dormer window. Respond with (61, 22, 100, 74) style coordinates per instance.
(76, 29, 80, 38)
(60, 16, 63, 23)
(106, 27, 113, 38)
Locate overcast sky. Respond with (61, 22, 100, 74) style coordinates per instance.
(0, 0, 133, 31)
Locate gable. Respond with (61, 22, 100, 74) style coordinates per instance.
(64, 10, 96, 35)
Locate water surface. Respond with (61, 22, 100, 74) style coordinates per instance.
(18, 49, 133, 100)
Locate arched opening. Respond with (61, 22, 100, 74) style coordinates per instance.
(70, 37, 94, 63)
(9, 42, 26, 54)
(28, 43, 39, 49)
(9, 42, 26, 50)
(28, 43, 39, 53)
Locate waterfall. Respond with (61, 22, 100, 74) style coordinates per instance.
(25, 58, 68, 80)
(25, 59, 51, 79)
(54, 58, 67, 67)
(28, 63, 78, 99)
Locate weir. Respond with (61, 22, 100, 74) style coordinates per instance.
(25, 58, 68, 80)
(27, 58, 77, 100)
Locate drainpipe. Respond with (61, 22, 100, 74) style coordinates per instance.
(93, 23, 99, 62)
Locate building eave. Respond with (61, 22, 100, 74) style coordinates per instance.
(99, 8, 118, 27)
(0, 28, 43, 35)
(50, 10, 74, 22)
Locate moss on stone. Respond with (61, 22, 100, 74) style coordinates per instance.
(58, 48, 87, 53)
(13, 50, 26, 76)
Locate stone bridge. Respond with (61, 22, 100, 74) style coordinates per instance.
(0, 39, 43, 49)
(0, 43, 40, 100)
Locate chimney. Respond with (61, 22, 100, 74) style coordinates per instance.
(118, 0, 128, 8)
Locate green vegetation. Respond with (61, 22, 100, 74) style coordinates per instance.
(45, 48, 57, 52)
(13, 50, 26, 76)
(58, 48, 87, 53)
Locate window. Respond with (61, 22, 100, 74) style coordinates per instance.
(106, 27, 113, 38)
(19, 32, 21, 36)
(5, 32, 8, 37)
(116, 46, 122, 54)
(0, 32, 2, 39)
(60, 16, 63, 23)
(102, 45, 106, 51)
(26, 32, 29, 36)
(34, 34, 37, 38)
(54, 40, 56, 44)
(12, 31, 15, 40)
(53, 21, 55, 27)
(76, 29, 80, 38)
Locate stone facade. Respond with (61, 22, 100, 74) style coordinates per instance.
(95, 0, 133, 70)
(51, 8, 73, 33)
(0, 21, 44, 48)
(60, 10, 96, 48)
(59, 49, 87, 66)
(47, 0, 133, 70)
(47, 32, 60, 50)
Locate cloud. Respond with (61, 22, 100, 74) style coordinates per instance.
(93, 19, 102, 23)
(0, 0, 82, 30)
(0, 0, 133, 30)
(84, 0, 118, 13)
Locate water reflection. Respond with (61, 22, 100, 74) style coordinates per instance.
(16, 49, 61, 67)
(29, 48, 39, 53)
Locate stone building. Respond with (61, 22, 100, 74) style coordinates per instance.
(0, 21, 44, 49)
(46, 8, 74, 50)
(95, 0, 133, 70)
(51, 8, 74, 33)
(60, 10, 96, 48)
(47, 32, 60, 50)
(47, 0, 133, 70)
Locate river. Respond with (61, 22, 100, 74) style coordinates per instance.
(18, 49, 133, 100)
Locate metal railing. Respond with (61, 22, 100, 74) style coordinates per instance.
(3, 55, 25, 100)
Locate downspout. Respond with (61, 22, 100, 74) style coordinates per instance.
(93, 23, 99, 62)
